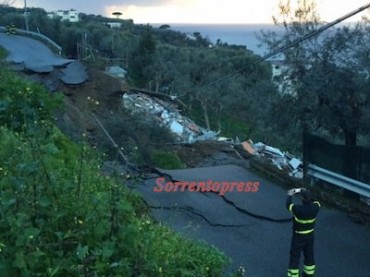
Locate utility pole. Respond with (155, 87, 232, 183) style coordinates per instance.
(24, 0, 29, 31)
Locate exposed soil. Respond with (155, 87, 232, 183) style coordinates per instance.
(55, 65, 252, 190)
(55, 66, 127, 143)
(54, 65, 243, 169)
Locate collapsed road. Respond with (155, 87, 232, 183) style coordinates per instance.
(2, 26, 370, 277)
(0, 31, 88, 91)
(137, 165, 370, 276)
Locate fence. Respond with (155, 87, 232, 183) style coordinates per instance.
(303, 132, 370, 185)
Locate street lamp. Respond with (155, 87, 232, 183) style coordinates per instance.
(24, 0, 29, 31)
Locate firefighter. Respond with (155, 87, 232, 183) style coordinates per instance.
(286, 188, 321, 277)
(5, 23, 16, 35)
(10, 23, 16, 34)
(6, 24, 11, 35)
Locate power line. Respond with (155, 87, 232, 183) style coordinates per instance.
(201, 2, 370, 89)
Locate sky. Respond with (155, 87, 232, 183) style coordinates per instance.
(11, 0, 370, 24)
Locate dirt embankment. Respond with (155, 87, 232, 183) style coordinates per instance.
(55, 66, 128, 145)
(56, 65, 247, 169)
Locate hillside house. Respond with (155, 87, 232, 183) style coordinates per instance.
(105, 22, 123, 28)
(270, 59, 296, 96)
(47, 9, 79, 22)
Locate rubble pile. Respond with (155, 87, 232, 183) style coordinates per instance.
(242, 140, 303, 179)
(122, 92, 219, 143)
(122, 91, 303, 178)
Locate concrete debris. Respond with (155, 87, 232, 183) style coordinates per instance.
(243, 140, 303, 179)
(122, 92, 220, 143)
(60, 60, 88, 85)
(105, 65, 127, 79)
(289, 158, 302, 170)
(254, 142, 284, 157)
(241, 140, 256, 155)
(170, 121, 184, 135)
(217, 137, 235, 143)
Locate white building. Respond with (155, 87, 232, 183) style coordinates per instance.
(270, 60, 296, 96)
(105, 22, 123, 28)
(47, 9, 79, 22)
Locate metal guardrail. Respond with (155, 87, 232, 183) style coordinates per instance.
(0, 26, 62, 54)
(307, 164, 370, 198)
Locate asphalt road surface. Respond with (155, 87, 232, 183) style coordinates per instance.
(0, 32, 87, 88)
(137, 165, 370, 277)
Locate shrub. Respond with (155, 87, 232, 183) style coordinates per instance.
(0, 68, 63, 133)
(151, 150, 185, 169)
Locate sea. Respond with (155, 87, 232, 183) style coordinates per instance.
(154, 23, 283, 56)
(153, 22, 354, 57)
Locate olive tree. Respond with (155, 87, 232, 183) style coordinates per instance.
(258, 0, 370, 147)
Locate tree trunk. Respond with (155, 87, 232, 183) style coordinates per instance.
(155, 76, 160, 93)
(343, 129, 359, 199)
(344, 129, 357, 146)
(216, 104, 223, 132)
(202, 99, 210, 130)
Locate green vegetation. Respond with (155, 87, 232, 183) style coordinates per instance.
(3, 1, 370, 274)
(0, 5, 275, 148)
(189, 107, 252, 140)
(0, 62, 229, 275)
(259, 0, 370, 149)
(2, 2, 370, 153)
(151, 150, 185, 169)
(0, 48, 6, 59)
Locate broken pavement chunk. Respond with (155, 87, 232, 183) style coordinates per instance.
(253, 141, 303, 179)
(241, 140, 256, 155)
(188, 123, 201, 133)
(263, 145, 285, 157)
(170, 121, 184, 135)
(288, 158, 302, 170)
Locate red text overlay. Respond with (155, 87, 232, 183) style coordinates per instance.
(154, 178, 260, 196)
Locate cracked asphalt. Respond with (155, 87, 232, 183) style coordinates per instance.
(0, 32, 87, 87)
(137, 165, 370, 276)
(0, 33, 69, 70)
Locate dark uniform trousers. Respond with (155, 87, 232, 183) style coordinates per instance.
(288, 233, 316, 277)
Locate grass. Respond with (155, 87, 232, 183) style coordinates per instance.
(151, 149, 185, 169)
(188, 106, 251, 140)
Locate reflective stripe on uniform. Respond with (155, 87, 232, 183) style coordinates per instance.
(304, 264, 316, 275)
(295, 229, 314, 234)
(293, 216, 315, 234)
(313, 201, 321, 207)
(287, 268, 299, 277)
(289, 201, 319, 234)
(294, 217, 316, 224)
